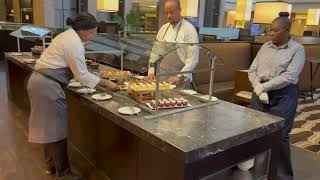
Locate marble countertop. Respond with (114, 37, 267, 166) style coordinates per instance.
(5, 52, 284, 164)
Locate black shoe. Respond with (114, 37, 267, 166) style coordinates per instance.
(55, 169, 85, 180)
(45, 166, 56, 175)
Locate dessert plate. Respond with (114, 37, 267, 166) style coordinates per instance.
(118, 107, 141, 115)
(10, 52, 23, 56)
(199, 95, 218, 102)
(180, 89, 197, 95)
(92, 93, 112, 101)
(23, 58, 36, 64)
(77, 88, 96, 94)
(68, 82, 82, 88)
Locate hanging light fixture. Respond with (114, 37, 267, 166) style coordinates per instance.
(180, 0, 199, 18)
(253, 1, 292, 24)
(306, 9, 320, 26)
(97, 0, 119, 12)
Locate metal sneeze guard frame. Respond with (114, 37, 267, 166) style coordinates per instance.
(144, 42, 221, 120)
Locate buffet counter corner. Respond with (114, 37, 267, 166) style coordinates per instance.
(5, 52, 283, 180)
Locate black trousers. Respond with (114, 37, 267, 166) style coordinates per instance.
(44, 138, 70, 176)
(251, 84, 298, 180)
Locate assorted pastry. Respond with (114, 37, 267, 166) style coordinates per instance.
(150, 97, 189, 108)
(31, 46, 45, 55)
(129, 81, 172, 91)
(100, 70, 131, 78)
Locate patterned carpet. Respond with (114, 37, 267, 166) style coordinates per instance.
(290, 90, 320, 153)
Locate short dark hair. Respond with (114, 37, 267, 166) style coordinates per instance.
(273, 12, 291, 31)
(66, 12, 97, 30)
(164, 0, 181, 10)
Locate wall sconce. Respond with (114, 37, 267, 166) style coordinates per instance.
(180, 0, 199, 18)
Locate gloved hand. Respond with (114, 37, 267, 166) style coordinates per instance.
(259, 92, 269, 104)
(254, 84, 264, 96)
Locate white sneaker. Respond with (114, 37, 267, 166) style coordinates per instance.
(237, 158, 255, 171)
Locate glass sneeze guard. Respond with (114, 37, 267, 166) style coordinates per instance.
(83, 34, 223, 119)
(9, 25, 53, 52)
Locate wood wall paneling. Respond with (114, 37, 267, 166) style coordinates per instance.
(33, 0, 44, 26)
(0, 0, 6, 21)
(13, 0, 21, 22)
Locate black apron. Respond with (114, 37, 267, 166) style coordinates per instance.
(251, 84, 298, 180)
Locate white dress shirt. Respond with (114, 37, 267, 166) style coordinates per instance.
(249, 39, 305, 92)
(148, 19, 199, 80)
(35, 28, 100, 88)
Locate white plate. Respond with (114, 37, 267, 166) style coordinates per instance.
(180, 89, 197, 95)
(68, 82, 82, 87)
(86, 59, 93, 63)
(77, 88, 96, 94)
(134, 75, 145, 80)
(10, 52, 23, 56)
(23, 58, 36, 64)
(199, 95, 218, 102)
(118, 107, 141, 115)
(170, 85, 176, 89)
(92, 93, 112, 101)
(70, 79, 77, 83)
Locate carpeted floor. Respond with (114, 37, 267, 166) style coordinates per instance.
(290, 90, 320, 153)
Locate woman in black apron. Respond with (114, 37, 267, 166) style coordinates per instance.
(27, 13, 119, 180)
(248, 12, 305, 180)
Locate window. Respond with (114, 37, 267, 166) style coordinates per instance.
(127, 0, 159, 32)
(204, 0, 221, 27)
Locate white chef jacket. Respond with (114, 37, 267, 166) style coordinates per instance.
(148, 19, 199, 80)
(35, 28, 100, 88)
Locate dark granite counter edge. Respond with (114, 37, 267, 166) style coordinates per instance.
(5, 53, 35, 71)
(185, 121, 282, 163)
(65, 87, 188, 163)
(66, 85, 283, 164)
(4, 53, 189, 162)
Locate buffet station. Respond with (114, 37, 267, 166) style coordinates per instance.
(5, 29, 283, 180)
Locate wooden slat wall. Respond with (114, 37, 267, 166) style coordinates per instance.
(13, 0, 21, 22)
(0, 0, 6, 21)
(33, 0, 44, 26)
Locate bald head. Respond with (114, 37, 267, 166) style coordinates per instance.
(164, 0, 181, 10)
(164, 0, 182, 26)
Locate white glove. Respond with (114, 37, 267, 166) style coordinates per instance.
(259, 92, 269, 104)
(254, 84, 264, 96)
(237, 158, 255, 171)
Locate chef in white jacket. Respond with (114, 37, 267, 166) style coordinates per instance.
(27, 13, 118, 180)
(147, 0, 199, 88)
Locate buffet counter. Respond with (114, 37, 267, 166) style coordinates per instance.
(5, 52, 283, 180)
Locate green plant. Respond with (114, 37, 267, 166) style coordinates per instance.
(113, 11, 144, 32)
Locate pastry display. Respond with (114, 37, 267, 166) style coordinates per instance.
(100, 70, 132, 84)
(100, 70, 131, 80)
(100, 70, 131, 77)
(129, 81, 172, 91)
(85, 59, 93, 65)
(149, 97, 189, 109)
(89, 62, 99, 69)
(31, 46, 45, 55)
